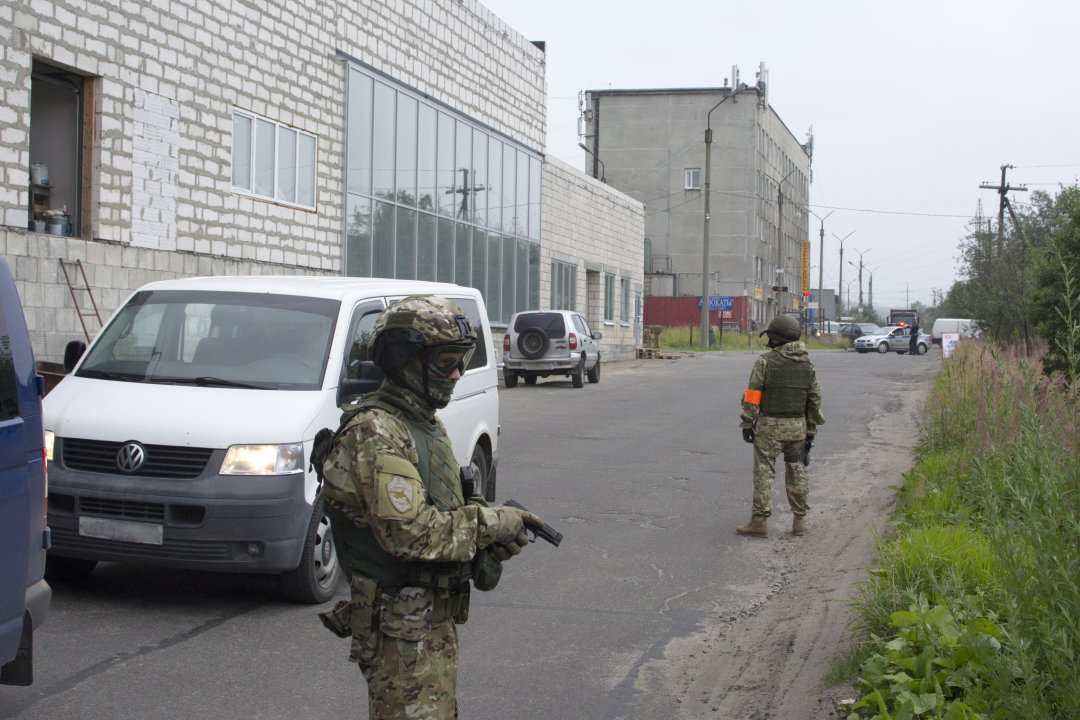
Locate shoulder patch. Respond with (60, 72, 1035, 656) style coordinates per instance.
(374, 453, 423, 522)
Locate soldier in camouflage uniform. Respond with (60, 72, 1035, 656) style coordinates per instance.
(319, 295, 542, 719)
(736, 315, 825, 538)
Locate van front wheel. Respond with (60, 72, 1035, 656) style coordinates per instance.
(470, 444, 488, 497)
(280, 494, 341, 604)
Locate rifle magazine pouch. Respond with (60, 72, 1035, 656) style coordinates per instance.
(471, 547, 503, 592)
(379, 587, 433, 642)
(347, 576, 380, 665)
(318, 599, 353, 639)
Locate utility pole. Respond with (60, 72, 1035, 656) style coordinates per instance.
(699, 87, 737, 348)
(869, 272, 874, 314)
(979, 165, 1028, 254)
(833, 231, 855, 316)
(772, 168, 796, 317)
(805, 209, 833, 324)
(848, 247, 871, 310)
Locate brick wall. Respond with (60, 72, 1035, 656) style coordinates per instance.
(0, 0, 546, 262)
(541, 157, 645, 361)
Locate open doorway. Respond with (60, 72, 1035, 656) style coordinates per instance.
(29, 61, 93, 238)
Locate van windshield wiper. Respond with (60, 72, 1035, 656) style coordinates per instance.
(77, 369, 146, 382)
(161, 376, 270, 390)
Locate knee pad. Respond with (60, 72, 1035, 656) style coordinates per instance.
(784, 454, 801, 464)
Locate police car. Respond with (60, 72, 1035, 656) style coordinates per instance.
(853, 324, 932, 355)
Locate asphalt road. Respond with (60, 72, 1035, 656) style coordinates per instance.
(0, 349, 933, 719)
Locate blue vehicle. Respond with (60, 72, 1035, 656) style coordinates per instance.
(0, 255, 50, 686)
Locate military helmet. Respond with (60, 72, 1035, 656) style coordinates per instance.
(369, 295, 477, 374)
(759, 314, 802, 343)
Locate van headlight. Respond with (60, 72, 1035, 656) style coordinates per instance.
(220, 443, 304, 475)
(44, 430, 55, 461)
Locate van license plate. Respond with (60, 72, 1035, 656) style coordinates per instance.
(79, 516, 164, 546)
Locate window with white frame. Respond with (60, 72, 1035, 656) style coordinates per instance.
(620, 278, 630, 322)
(604, 273, 615, 322)
(232, 109, 317, 209)
(684, 168, 701, 190)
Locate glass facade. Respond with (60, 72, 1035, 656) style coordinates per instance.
(551, 261, 576, 311)
(344, 64, 542, 323)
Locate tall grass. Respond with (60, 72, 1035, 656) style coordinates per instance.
(847, 339, 1080, 719)
(657, 325, 849, 351)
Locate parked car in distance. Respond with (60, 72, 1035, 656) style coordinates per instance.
(931, 318, 977, 345)
(839, 322, 881, 344)
(812, 320, 843, 336)
(502, 310, 601, 388)
(0, 256, 50, 687)
(43, 278, 500, 604)
(854, 325, 932, 355)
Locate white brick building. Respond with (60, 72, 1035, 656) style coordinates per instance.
(0, 0, 642, 362)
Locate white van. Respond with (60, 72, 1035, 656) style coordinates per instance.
(42, 277, 500, 603)
(931, 318, 977, 345)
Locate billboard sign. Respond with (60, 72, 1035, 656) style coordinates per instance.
(697, 296, 734, 312)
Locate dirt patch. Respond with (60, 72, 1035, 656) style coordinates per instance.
(633, 360, 937, 720)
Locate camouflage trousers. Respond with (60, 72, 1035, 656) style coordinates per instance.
(360, 620, 459, 719)
(751, 417, 810, 518)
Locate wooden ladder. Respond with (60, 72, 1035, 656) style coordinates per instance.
(58, 259, 103, 342)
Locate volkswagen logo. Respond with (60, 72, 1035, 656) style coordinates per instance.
(116, 442, 146, 473)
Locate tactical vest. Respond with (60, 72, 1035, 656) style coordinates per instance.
(324, 390, 471, 593)
(759, 351, 813, 418)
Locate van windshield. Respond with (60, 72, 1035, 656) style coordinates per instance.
(76, 290, 340, 390)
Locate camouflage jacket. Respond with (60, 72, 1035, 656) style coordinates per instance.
(739, 341, 825, 436)
(321, 379, 510, 569)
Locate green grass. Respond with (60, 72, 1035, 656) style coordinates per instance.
(842, 339, 1080, 718)
(657, 325, 850, 351)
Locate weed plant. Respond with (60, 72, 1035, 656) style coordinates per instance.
(845, 339, 1080, 719)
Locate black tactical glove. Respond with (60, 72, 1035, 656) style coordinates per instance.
(802, 437, 814, 466)
(489, 531, 530, 562)
(742, 428, 755, 444)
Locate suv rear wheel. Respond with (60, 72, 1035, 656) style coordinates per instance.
(504, 370, 518, 388)
(587, 355, 600, 384)
(572, 357, 584, 388)
(524, 374, 537, 385)
(517, 327, 550, 359)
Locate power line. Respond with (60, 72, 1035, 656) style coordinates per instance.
(1012, 163, 1080, 168)
(806, 203, 970, 218)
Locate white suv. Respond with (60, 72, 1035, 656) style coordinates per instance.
(502, 310, 602, 388)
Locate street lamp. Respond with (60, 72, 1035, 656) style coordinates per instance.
(832, 230, 855, 315)
(848, 247, 872, 308)
(699, 87, 739, 348)
(804, 207, 833, 324)
(577, 143, 606, 183)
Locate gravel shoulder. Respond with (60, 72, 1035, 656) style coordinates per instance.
(629, 353, 938, 719)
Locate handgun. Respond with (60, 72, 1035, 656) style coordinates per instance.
(503, 499, 563, 546)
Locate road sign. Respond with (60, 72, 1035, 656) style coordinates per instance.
(807, 302, 819, 309)
(698, 295, 733, 312)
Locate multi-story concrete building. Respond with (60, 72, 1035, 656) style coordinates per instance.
(582, 72, 811, 324)
(0, 0, 643, 362)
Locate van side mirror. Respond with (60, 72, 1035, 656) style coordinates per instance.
(592, 332, 602, 340)
(338, 361, 385, 406)
(64, 340, 87, 373)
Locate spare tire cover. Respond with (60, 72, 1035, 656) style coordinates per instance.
(517, 327, 550, 359)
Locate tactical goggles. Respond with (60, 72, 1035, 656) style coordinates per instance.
(421, 342, 476, 377)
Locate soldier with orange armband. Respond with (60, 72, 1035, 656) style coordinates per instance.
(736, 315, 825, 538)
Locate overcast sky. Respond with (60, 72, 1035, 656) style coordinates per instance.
(481, 0, 1080, 311)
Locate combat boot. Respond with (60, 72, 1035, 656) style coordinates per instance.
(792, 515, 806, 536)
(736, 515, 769, 537)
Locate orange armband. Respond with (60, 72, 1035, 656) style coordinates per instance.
(743, 389, 762, 405)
